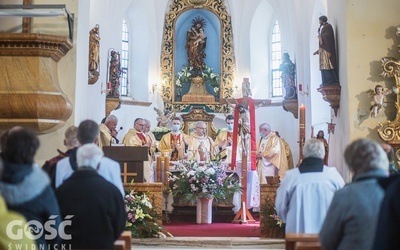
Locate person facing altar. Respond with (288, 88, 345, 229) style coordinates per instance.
(159, 117, 190, 161)
(188, 121, 216, 162)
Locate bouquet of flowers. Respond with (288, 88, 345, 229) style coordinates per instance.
(175, 65, 220, 95)
(170, 160, 240, 204)
(260, 196, 285, 238)
(124, 190, 163, 238)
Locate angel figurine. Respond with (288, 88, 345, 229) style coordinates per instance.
(154, 107, 174, 127)
(366, 85, 393, 117)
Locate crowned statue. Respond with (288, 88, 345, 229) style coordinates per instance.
(180, 16, 217, 103)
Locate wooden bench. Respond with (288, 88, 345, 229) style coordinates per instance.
(114, 231, 132, 250)
(285, 233, 321, 250)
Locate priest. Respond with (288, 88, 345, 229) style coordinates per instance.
(188, 121, 216, 161)
(159, 117, 190, 161)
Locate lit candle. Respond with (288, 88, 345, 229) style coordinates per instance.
(300, 104, 306, 125)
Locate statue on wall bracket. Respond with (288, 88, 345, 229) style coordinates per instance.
(88, 24, 100, 85)
(160, 0, 235, 113)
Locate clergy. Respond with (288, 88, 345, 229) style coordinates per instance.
(122, 118, 152, 182)
(214, 115, 241, 163)
(159, 117, 190, 161)
(256, 123, 288, 183)
(99, 114, 119, 148)
(188, 121, 216, 161)
(122, 118, 150, 147)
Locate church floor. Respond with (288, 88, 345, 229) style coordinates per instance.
(132, 237, 285, 249)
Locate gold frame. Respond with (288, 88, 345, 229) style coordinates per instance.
(377, 25, 400, 162)
(181, 106, 218, 139)
(160, 0, 235, 113)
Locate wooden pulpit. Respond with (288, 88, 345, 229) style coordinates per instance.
(103, 146, 149, 184)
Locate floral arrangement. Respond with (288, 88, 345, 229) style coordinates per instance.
(124, 190, 164, 238)
(170, 160, 240, 204)
(259, 196, 285, 238)
(175, 65, 220, 95)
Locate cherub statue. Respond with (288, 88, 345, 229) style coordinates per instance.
(154, 107, 175, 127)
(366, 84, 393, 117)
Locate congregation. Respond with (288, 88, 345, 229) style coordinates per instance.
(0, 112, 399, 249)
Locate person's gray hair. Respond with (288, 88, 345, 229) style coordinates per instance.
(77, 144, 104, 169)
(105, 115, 118, 123)
(344, 138, 389, 175)
(303, 138, 325, 159)
(195, 121, 206, 127)
(259, 123, 271, 130)
(64, 126, 79, 148)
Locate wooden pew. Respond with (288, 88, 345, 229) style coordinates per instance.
(114, 231, 132, 250)
(114, 240, 125, 250)
(285, 233, 321, 250)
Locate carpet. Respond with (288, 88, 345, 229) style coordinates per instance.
(162, 221, 260, 237)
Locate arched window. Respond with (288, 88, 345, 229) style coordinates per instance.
(121, 19, 129, 96)
(271, 20, 282, 97)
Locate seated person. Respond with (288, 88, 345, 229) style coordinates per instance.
(159, 117, 190, 161)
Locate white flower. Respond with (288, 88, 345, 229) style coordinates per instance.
(205, 168, 215, 175)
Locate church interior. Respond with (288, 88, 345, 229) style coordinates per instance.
(1, 0, 400, 248)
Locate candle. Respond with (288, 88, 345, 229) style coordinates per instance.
(299, 84, 303, 92)
(164, 157, 170, 187)
(300, 104, 306, 125)
(156, 156, 163, 183)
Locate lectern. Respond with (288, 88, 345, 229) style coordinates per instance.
(103, 146, 149, 184)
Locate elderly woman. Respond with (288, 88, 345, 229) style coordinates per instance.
(320, 138, 389, 250)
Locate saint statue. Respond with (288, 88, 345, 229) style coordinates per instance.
(279, 53, 297, 100)
(313, 16, 339, 86)
(186, 16, 207, 73)
(89, 24, 100, 72)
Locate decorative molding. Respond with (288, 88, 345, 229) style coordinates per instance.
(120, 99, 152, 107)
(282, 99, 299, 119)
(378, 55, 400, 146)
(0, 33, 72, 62)
(160, 0, 235, 113)
(317, 85, 341, 117)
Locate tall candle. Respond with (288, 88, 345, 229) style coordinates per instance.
(156, 156, 163, 183)
(164, 157, 170, 187)
(299, 104, 306, 163)
(300, 104, 305, 125)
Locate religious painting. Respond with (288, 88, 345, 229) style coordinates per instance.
(161, 0, 235, 113)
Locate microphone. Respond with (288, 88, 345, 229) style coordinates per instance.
(117, 126, 123, 132)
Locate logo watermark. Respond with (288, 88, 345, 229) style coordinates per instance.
(6, 215, 73, 249)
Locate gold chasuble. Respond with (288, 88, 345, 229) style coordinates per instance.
(159, 132, 189, 161)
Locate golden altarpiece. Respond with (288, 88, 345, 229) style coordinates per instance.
(160, 0, 234, 113)
(378, 25, 400, 164)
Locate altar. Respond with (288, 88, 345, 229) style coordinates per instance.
(163, 161, 260, 223)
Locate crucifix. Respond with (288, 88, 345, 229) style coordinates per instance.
(228, 95, 255, 224)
